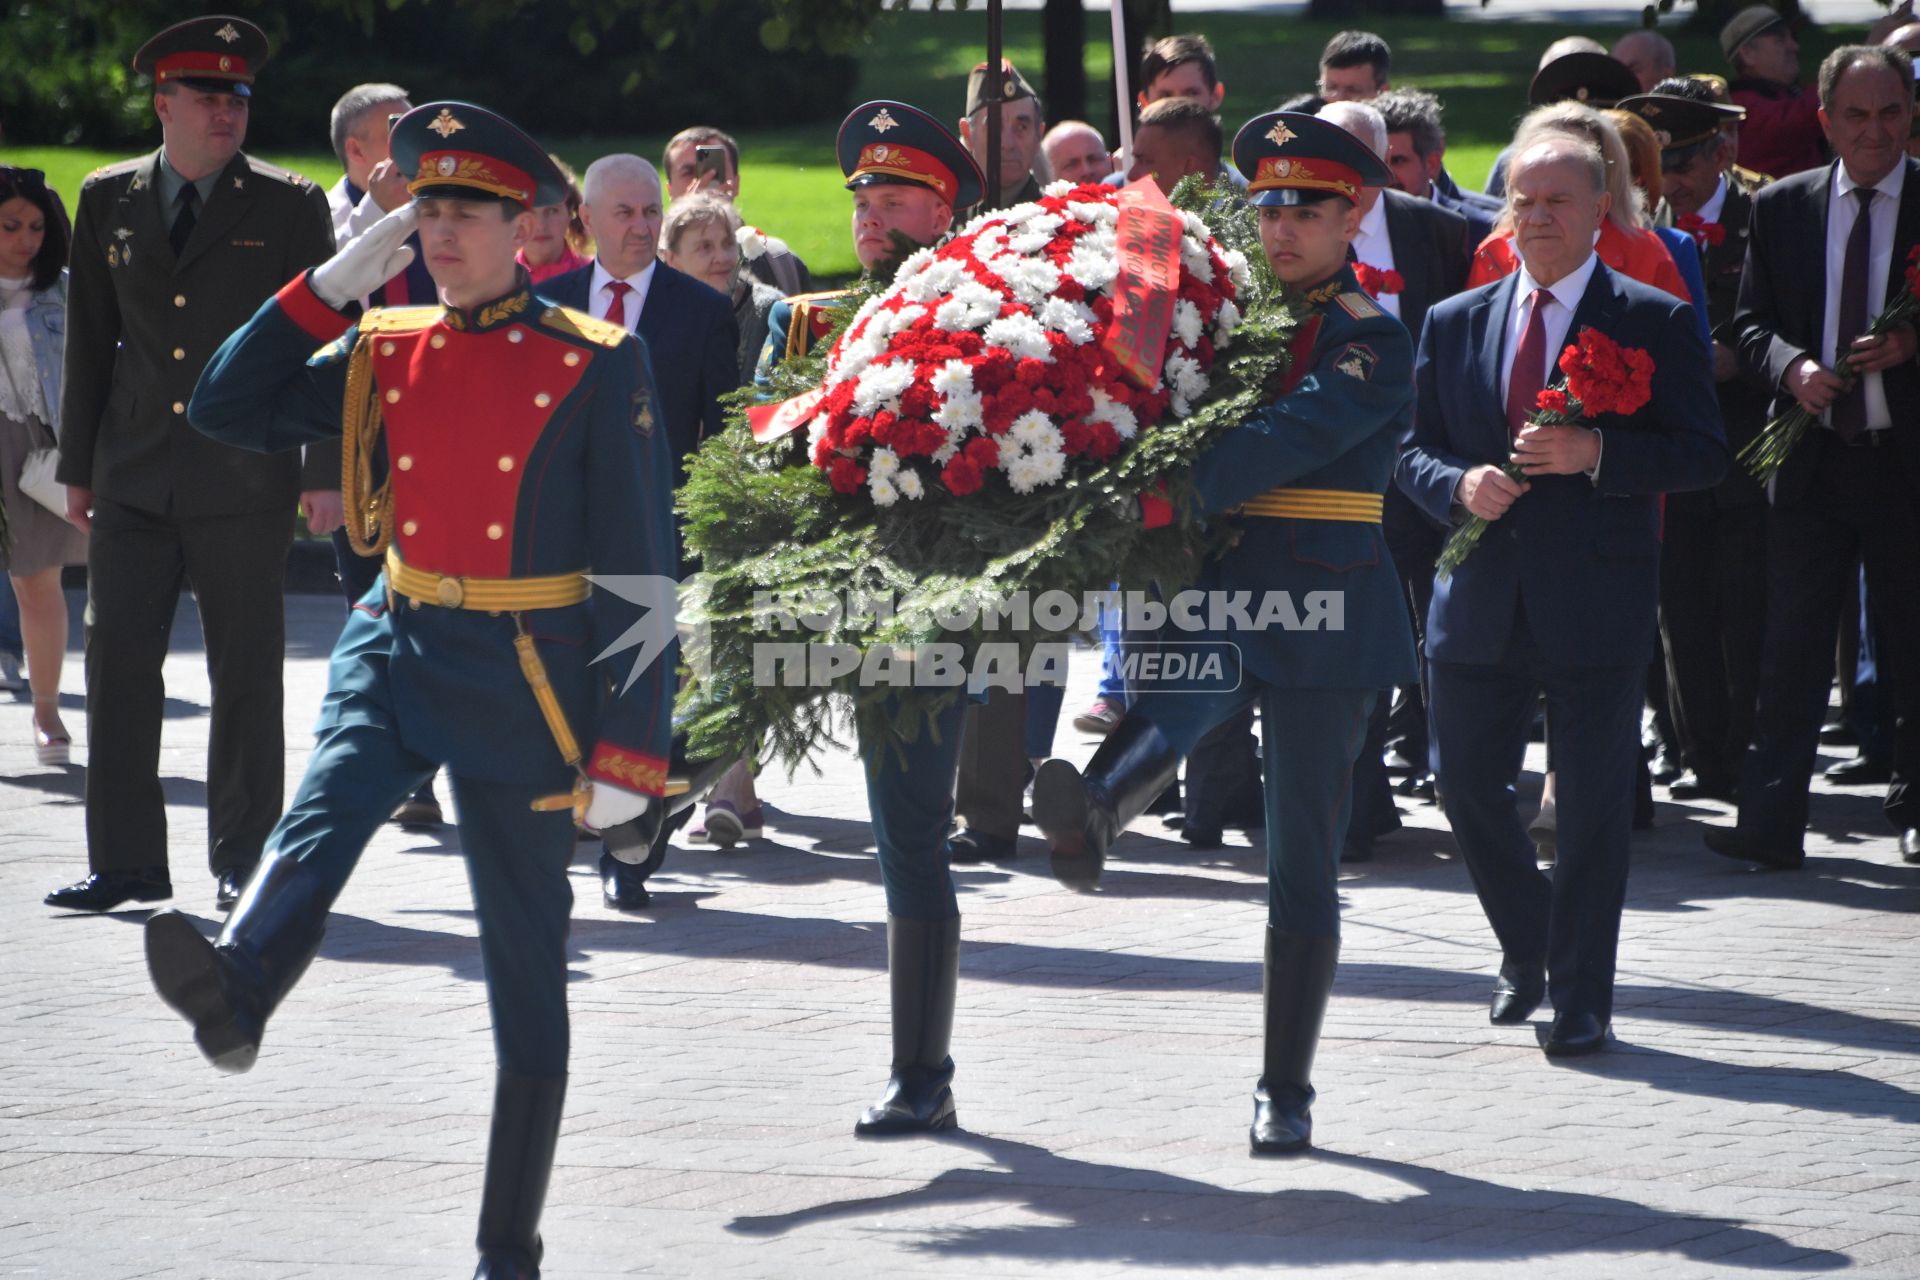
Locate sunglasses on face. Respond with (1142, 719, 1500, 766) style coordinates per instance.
(0, 167, 49, 201)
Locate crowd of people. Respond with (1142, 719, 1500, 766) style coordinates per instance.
(3, 8, 1916, 1276)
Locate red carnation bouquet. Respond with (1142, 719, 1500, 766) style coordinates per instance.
(1741, 244, 1920, 483)
(1353, 263, 1404, 299)
(1436, 326, 1656, 579)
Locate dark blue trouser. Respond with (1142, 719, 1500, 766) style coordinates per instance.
(1428, 644, 1642, 1026)
(1129, 681, 1375, 938)
(860, 697, 969, 921)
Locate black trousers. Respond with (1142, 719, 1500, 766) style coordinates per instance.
(84, 499, 292, 876)
(1659, 495, 1767, 788)
(954, 685, 1026, 841)
(1737, 435, 1920, 842)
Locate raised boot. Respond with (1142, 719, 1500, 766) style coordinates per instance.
(473, 1072, 567, 1279)
(1250, 927, 1340, 1155)
(1032, 716, 1179, 891)
(855, 914, 961, 1136)
(145, 852, 330, 1073)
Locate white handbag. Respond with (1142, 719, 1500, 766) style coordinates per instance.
(17, 443, 65, 516)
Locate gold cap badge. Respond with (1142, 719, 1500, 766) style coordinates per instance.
(215, 22, 241, 43)
(428, 108, 465, 139)
(1266, 120, 1298, 148)
(869, 108, 900, 134)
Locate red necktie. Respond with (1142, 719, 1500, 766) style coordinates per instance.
(602, 279, 633, 329)
(1506, 288, 1551, 438)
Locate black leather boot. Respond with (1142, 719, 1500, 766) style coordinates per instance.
(1250, 927, 1340, 1156)
(856, 915, 961, 1136)
(473, 1072, 567, 1279)
(1032, 717, 1180, 890)
(145, 852, 330, 1073)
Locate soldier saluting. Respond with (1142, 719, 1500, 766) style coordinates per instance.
(143, 102, 677, 1278)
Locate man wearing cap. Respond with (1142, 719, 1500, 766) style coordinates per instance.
(1484, 41, 1636, 199)
(1032, 113, 1418, 1154)
(1714, 45, 1920, 869)
(45, 16, 335, 915)
(143, 101, 676, 1277)
(1725, 5, 1827, 179)
(1398, 133, 1724, 1058)
(1624, 84, 1770, 803)
(958, 59, 1046, 212)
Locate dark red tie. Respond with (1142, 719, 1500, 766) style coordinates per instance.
(1506, 288, 1551, 437)
(1832, 186, 1874, 442)
(602, 280, 633, 329)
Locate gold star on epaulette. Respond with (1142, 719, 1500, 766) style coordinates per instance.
(1266, 120, 1297, 148)
(869, 108, 900, 134)
(428, 109, 465, 139)
(215, 22, 241, 42)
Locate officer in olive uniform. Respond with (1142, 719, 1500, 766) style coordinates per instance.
(1621, 89, 1769, 803)
(753, 101, 992, 1138)
(959, 58, 1046, 214)
(1031, 114, 1418, 1156)
(46, 16, 335, 914)
(143, 103, 676, 1279)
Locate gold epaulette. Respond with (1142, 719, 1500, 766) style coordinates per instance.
(540, 305, 627, 349)
(1334, 291, 1382, 320)
(358, 306, 441, 335)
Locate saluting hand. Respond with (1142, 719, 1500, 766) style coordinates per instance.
(311, 204, 418, 309)
(366, 158, 412, 214)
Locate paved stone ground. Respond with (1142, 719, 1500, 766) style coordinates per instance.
(1, 589, 1916, 1279)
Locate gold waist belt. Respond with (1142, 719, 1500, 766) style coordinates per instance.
(1237, 487, 1383, 524)
(385, 549, 590, 611)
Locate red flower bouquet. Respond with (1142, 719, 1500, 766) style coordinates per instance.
(1676, 213, 1726, 251)
(1353, 263, 1405, 299)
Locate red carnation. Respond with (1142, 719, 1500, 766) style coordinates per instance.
(828, 456, 867, 494)
(942, 454, 985, 495)
(963, 437, 999, 469)
(1535, 387, 1570, 416)
(1558, 328, 1655, 418)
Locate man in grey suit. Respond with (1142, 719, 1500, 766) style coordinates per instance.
(45, 16, 334, 914)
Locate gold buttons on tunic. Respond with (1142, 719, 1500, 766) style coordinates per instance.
(563, 352, 581, 367)
(172, 401, 185, 415)
(402, 520, 419, 536)
(430, 333, 446, 349)
(397, 455, 414, 471)
(486, 523, 504, 540)
(508, 329, 524, 344)
(380, 342, 396, 356)
(498, 456, 515, 472)
(173, 294, 186, 308)
(172, 348, 186, 361)
(385, 388, 401, 404)
(534, 392, 551, 408)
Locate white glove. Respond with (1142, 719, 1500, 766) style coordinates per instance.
(583, 783, 651, 832)
(311, 204, 418, 309)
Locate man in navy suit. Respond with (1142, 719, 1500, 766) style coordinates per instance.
(1375, 88, 1500, 246)
(543, 153, 739, 910)
(1397, 135, 1725, 1056)
(543, 153, 738, 484)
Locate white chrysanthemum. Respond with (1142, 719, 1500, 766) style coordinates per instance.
(1043, 179, 1074, 197)
(1089, 388, 1139, 440)
(1004, 452, 1047, 494)
(933, 422, 968, 464)
(970, 228, 1011, 268)
(1182, 211, 1209, 239)
(1066, 244, 1118, 292)
(934, 281, 1004, 332)
(933, 391, 984, 430)
(1037, 296, 1094, 345)
(1067, 200, 1119, 226)
(882, 303, 926, 336)
(1224, 249, 1251, 291)
(1164, 352, 1207, 414)
(852, 360, 915, 414)
(1027, 446, 1065, 487)
(1007, 409, 1059, 452)
(807, 413, 831, 451)
(869, 447, 901, 477)
(1212, 297, 1241, 349)
(870, 473, 900, 507)
(984, 312, 1053, 362)
(896, 467, 926, 500)
(894, 246, 937, 278)
(1180, 237, 1215, 284)
(1172, 298, 1204, 348)
(903, 257, 969, 304)
(929, 358, 975, 399)
(997, 256, 1062, 304)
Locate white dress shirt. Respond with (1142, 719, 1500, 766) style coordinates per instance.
(1500, 249, 1604, 482)
(1821, 160, 1904, 432)
(1697, 175, 1729, 227)
(1351, 196, 1401, 321)
(588, 258, 658, 334)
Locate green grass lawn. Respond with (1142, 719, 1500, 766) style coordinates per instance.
(7, 10, 1870, 282)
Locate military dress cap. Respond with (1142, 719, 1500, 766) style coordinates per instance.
(389, 101, 568, 209)
(1684, 72, 1748, 117)
(1529, 52, 1641, 108)
(1619, 94, 1743, 151)
(837, 100, 985, 211)
(132, 15, 268, 97)
(964, 59, 1039, 118)
(1721, 5, 1790, 59)
(1232, 111, 1392, 207)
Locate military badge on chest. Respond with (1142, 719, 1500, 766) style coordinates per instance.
(109, 227, 134, 268)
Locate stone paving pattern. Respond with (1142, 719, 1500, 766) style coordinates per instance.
(1, 592, 1915, 1278)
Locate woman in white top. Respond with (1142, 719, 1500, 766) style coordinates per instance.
(0, 167, 86, 764)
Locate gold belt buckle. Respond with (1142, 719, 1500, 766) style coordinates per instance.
(436, 576, 465, 608)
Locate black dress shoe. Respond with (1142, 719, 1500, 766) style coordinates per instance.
(45, 870, 172, 912)
(1818, 721, 1858, 746)
(600, 857, 651, 910)
(214, 867, 251, 911)
(1901, 829, 1920, 864)
(1824, 755, 1893, 785)
(1649, 750, 1684, 785)
(945, 829, 1017, 864)
(1703, 826, 1803, 871)
(1182, 824, 1225, 851)
(1397, 771, 1436, 800)
(1541, 1011, 1610, 1057)
(1488, 957, 1546, 1025)
(1667, 773, 1735, 802)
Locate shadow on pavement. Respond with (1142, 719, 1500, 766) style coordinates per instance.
(724, 1131, 1848, 1270)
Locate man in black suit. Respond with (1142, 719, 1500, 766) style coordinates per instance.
(543, 152, 739, 907)
(1320, 100, 1476, 852)
(1398, 134, 1725, 1054)
(1623, 85, 1770, 803)
(1374, 88, 1501, 246)
(45, 17, 335, 915)
(1714, 45, 1920, 868)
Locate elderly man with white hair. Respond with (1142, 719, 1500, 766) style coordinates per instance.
(543, 153, 739, 910)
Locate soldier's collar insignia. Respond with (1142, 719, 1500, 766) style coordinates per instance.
(1305, 279, 1343, 305)
(215, 22, 242, 43)
(427, 109, 466, 139)
(234, 176, 245, 190)
(129, 174, 147, 192)
(869, 108, 900, 134)
(1266, 120, 1298, 148)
